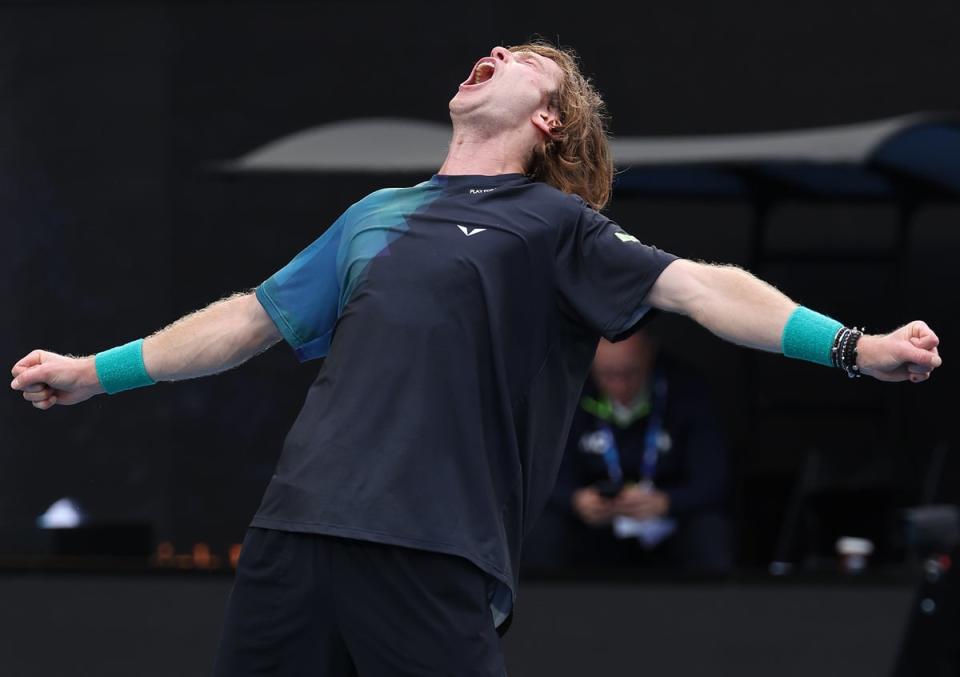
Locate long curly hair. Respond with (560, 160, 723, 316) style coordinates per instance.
(509, 41, 613, 211)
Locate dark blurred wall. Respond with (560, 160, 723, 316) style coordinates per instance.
(2, 1, 958, 558)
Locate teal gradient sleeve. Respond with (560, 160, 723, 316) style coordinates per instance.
(255, 216, 347, 362)
(255, 185, 435, 363)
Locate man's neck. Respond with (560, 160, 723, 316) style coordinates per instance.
(437, 127, 530, 176)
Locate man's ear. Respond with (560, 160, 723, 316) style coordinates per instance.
(532, 110, 561, 139)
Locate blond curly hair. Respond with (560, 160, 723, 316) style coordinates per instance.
(509, 41, 614, 211)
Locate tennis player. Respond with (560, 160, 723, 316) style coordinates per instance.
(10, 42, 942, 676)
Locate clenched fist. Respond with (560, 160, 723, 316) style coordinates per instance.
(857, 321, 943, 383)
(10, 350, 104, 410)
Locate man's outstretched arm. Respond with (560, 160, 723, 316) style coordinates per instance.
(647, 259, 942, 382)
(10, 291, 282, 410)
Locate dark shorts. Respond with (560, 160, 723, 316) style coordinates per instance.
(212, 527, 506, 676)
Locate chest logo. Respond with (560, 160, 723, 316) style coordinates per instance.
(457, 225, 487, 237)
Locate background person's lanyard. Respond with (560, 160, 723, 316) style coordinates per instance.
(598, 424, 624, 485)
(639, 371, 668, 489)
(600, 370, 668, 487)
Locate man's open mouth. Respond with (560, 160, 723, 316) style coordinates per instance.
(461, 58, 496, 87)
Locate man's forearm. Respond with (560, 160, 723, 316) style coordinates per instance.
(660, 261, 797, 352)
(138, 291, 281, 382)
(10, 291, 284, 407)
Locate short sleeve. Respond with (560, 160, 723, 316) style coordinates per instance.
(556, 198, 678, 340)
(255, 213, 348, 362)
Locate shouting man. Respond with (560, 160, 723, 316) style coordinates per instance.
(11, 43, 942, 676)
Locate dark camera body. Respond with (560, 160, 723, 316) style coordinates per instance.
(595, 479, 624, 499)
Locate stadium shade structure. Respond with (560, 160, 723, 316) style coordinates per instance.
(223, 113, 960, 202)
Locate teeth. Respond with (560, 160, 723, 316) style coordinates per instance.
(474, 62, 494, 84)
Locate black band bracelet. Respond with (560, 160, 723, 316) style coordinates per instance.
(830, 326, 863, 378)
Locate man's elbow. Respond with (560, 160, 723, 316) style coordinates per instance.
(647, 259, 712, 318)
(238, 291, 283, 350)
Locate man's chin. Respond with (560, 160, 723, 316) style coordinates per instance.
(449, 91, 473, 112)
(448, 97, 479, 124)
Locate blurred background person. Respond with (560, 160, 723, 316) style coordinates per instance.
(524, 329, 733, 577)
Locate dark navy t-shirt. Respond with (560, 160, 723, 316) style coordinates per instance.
(251, 173, 678, 625)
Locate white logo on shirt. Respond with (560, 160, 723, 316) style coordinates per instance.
(615, 231, 641, 244)
(458, 225, 487, 237)
(469, 188, 496, 194)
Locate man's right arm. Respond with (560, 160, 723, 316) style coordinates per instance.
(10, 291, 282, 410)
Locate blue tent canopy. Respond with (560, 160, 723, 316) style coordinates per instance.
(612, 113, 960, 200)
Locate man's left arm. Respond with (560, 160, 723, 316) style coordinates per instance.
(645, 259, 942, 382)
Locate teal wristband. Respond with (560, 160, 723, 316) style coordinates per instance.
(781, 306, 843, 367)
(94, 339, 156, 394)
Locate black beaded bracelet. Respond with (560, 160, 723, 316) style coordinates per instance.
(840, 327, 863, 378)
(830, 326, 864, 378)
(830, 327, 845, 369)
